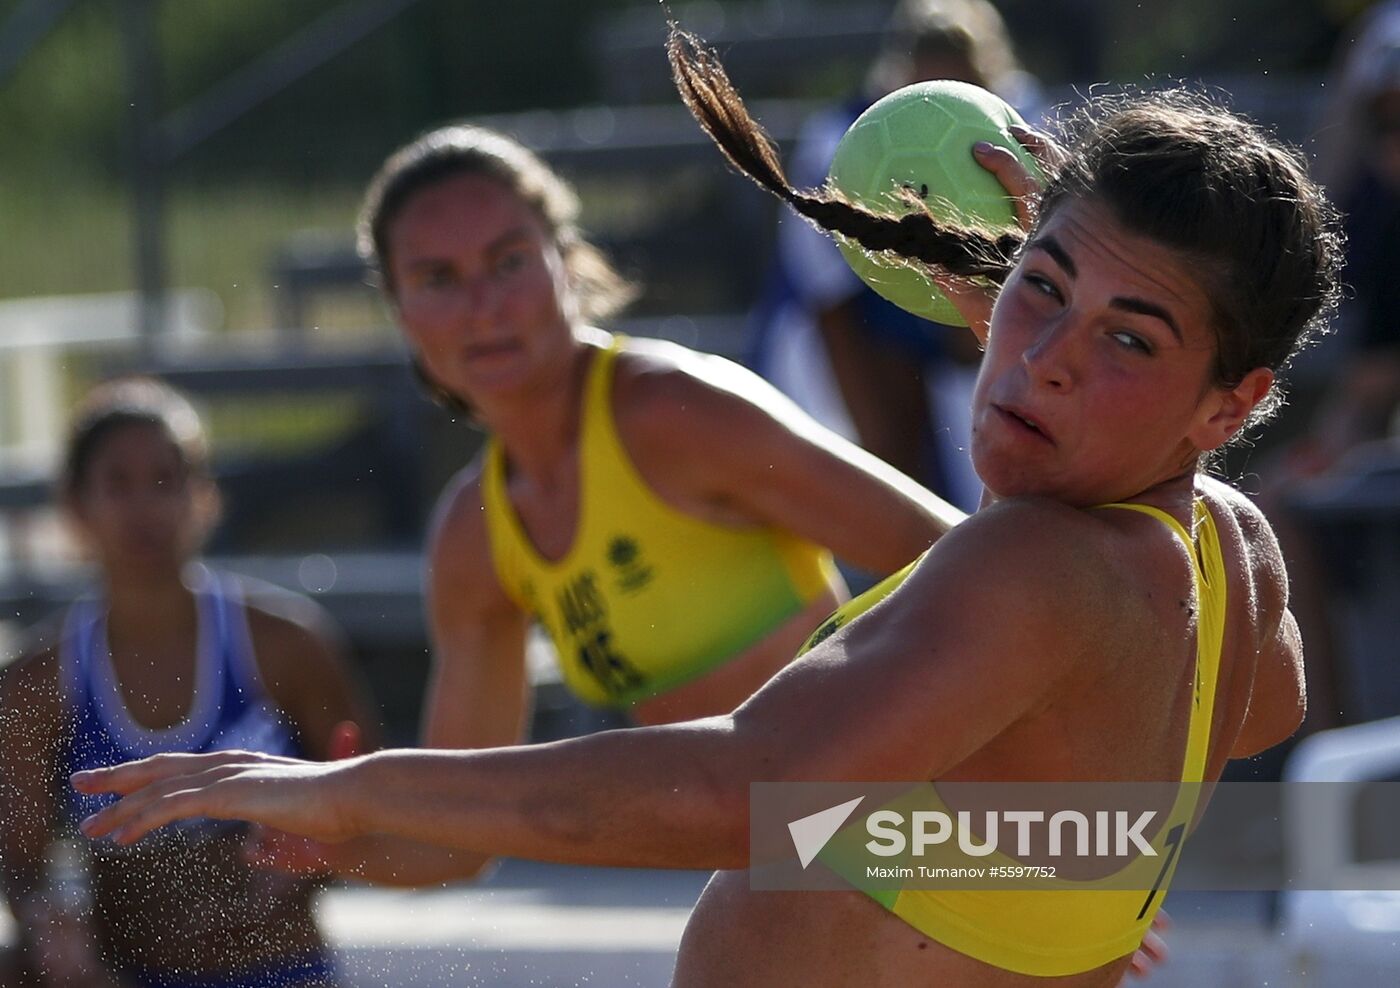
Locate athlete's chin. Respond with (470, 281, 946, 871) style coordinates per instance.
(973, 445, 1056, 501)
(438, 363, 533, 409)
(981, 477, 1061, 502)
(972, 457, 1079, 504)
(109, 546, 186, 579)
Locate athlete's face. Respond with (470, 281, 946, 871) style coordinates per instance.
(385, 173, 577, 406)
(70, 423, 210, 576)
(971, 197, 1272, 505)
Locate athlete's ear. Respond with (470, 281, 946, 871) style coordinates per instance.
(1190, 367, 1273, 451)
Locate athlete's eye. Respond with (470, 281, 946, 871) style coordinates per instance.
(416, 265, 456, 289)
(1111, 330, 1153, 355)
(1023, 273, 1063, 303)
(495, 250, 530, 276)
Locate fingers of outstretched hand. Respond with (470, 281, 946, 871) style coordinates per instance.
(78, 765, 242, 844)
(971, 141, 1040, 230)
(71, 750, 256, 797)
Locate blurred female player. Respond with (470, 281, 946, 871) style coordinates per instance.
(366, 124, 960, 728)
(235, 123, 961, 887)
(0, 379, 377, 987)
(72, 29, 1334, 984)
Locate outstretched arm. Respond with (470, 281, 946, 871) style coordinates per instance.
(75, 501, 1107, 865)
(616, 346, 964, 574)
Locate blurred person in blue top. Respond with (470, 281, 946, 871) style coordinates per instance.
(750, 0, 1040, 513)
(0, 378, 378, 987)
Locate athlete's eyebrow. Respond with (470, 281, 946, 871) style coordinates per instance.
(1028, 235, 1184, 343)
(485, 226, 534, 251)
(1110, 296, 1184, 342)
(402, 226, 534, 267)
(1030, 236, 1076, 279)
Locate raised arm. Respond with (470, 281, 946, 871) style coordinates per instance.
(75, 500, 1108, 868)
(615, 344, 965, 574)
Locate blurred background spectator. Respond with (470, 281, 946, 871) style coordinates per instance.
(1302, 0, 1400, 471)
(748, 0, 1039, 513)
(1248, 0, 1400, 742)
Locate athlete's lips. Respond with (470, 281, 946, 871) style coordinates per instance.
(993, 403, 1055, 444)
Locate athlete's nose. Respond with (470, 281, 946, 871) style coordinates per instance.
(1021, 319, 1078, 392)
(459, 274, 502, 326)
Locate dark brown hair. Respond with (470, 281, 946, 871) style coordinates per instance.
(670, 27, 1344, 432)
(62, 378, 210, 498)
(357, 124, 636, 322)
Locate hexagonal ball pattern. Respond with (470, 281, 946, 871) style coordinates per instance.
(827, 80, 1040, 326)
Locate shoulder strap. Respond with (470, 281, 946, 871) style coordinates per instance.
(1097, 501, 1194, 553)
(1097, 499, 1227, 783)
(580, 336, 623, 444)
(204, 569, 265, 701)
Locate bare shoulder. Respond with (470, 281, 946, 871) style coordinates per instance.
(1198, 475, 1288, 623)
(1197, 474, 1280, 549)
(912, 497, 1173, 688)
(427, 458, 493, 577)
(924, 496, 1127, 617)
(1197, 476, 1305, 756)
(610, 338, 808, 444)
(951, 495, 1122, 556)
(231, 579, 358, 730)
(424, 457, 517, 618)
(236, 577, 343, 661)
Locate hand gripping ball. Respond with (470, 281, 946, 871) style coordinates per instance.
(827, 80, 1041, 327)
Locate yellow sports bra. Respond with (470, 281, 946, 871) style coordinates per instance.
(805, 498, 1227, 977)
(482, 338, 838, 708)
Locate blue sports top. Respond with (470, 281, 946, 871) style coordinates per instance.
(60, 567, 304, 827)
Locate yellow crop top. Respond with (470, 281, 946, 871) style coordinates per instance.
(805, 499, 1227, 977)
(481, 338, 838, 708)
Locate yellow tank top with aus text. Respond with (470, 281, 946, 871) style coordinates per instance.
(805, 499, 1227, 977)
(482, 339, 838, 708)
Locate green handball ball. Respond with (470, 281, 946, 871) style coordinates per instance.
(828, 80, 1041, 327)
